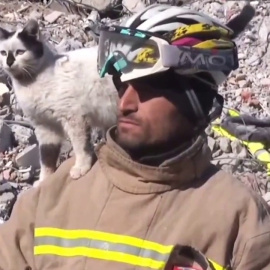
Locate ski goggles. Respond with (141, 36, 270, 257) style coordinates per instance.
(97, 25, 239, 82)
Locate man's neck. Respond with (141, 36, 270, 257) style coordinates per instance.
(136, 140, 193, 166)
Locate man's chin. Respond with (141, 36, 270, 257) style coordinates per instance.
(115, 129, 144, 153)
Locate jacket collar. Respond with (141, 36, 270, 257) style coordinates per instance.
(96, 126, 212, 194)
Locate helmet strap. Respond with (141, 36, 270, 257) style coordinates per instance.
(175, 75, 223, 133)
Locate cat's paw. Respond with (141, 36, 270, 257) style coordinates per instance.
(69, 163, 91, 179)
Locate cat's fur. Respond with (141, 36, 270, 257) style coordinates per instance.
(0, 20, 118, 186)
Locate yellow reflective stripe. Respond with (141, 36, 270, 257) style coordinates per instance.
(208, 259, 227, 270)
(212, 110, 270, 175)
(35, 228, 173, 253)
(34, 245, 166, 269)
(35, 228, 228, 270)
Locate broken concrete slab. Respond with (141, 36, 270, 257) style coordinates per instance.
(0, 120, 14, 153)
(0, 83, 10, 107)
(29, 9, 43, 20)
(68, 0, 119, 12)
(44, 11, 63, 23)
(122, 0, 146, 13)
(10, 124, 36, 145)
(15, 144, 40, 169)
(0, 192, 15, 204)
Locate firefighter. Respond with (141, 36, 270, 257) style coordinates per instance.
(0, 4, 269, 270)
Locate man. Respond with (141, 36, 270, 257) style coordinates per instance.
(0, 4, 269, 270)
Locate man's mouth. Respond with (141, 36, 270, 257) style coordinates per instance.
(118, 118, 140, 127)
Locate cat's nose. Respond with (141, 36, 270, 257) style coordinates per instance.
(6, 52, 15, 67)
(6, 59, 15, 67)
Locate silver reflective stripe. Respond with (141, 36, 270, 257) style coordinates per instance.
(35, 236, 170, 262)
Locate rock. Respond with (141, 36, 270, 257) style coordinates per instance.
(1, 169, 11, 181)
(212, 153, 241, 173)
(235, 74, 246, 82)
(0, 120, 14, 153)
(218, 137, 231, 153)
(0, 192, 15, 204)
(238, 53, 245, 60)
(0, 83, 10, 107)
(15, 144, 40, 169)
(207, 136, 216, 152)
(261, 78, 270, 86)
(246, 55, 261, 66)
(123, 0, 146, 13)
(238, 147, 248, 159)
(238, 80, 250, 88)
(205, 125, 213, 137)
(10, 124, 35, 145)
(70, 0, 118, 12)
(212, 149, 222, 158)
(0, 181, 13, 193)
(263, 192, 270, 205)
(44, 11, 63, 23)
(259, 18, 270, 43)
(29, 9, 43, 20)
(231, 140, 243, 155)
(0, 107, 12, 120)
(17, 167, 35, 182)
(210, 2, 222, 11)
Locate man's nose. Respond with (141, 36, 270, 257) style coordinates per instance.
(119, 84, 139, 114)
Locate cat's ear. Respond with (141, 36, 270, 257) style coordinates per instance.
(0, 27, 11, 40)
(21, 19, 40, 39)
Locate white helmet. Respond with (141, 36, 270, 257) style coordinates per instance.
(97, 4, 254, 126)
(114, 4, 253, 86)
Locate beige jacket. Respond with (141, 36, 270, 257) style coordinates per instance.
(0, 127, 270, 270)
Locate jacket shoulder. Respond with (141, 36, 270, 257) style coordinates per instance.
(207, 168, 270, 224)
(36, 157, 103, 196)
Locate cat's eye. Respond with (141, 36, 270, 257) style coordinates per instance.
(0, 51, 7, 56)
(16, 50, 26, 56)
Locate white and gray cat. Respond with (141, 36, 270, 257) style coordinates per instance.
(0, 19, 118, 186)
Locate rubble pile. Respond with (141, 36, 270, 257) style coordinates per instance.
(0, 0, 270, 222)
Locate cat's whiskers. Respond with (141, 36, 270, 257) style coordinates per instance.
(22, 67, 33, 80)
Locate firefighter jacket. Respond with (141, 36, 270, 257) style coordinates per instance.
(0, 126, 270, 270)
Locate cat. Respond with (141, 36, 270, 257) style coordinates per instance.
(0, 19, 119, 186)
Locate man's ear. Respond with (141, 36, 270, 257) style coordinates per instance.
(21, 19, 40, 39)
(0, 27, 11, 40)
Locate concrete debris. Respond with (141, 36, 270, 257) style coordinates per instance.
(0, 192, 15, 204)
(29, 9, 44, 20)
(122, 0, 146, 13)
(10, 124, 36, 145)
(207, 136, 216, 153)
(67, 0, 120, 12)
(0, 120, 14, 153)
(218, 137, 231, 154)
(260, 78, 270, 86)
(0, 83, 10, 107)
(231, 140, 243, 155)
(15, 144, 40, 169)
(212, 153, 241, 174)
(259, 17, 270, 43)
(44, 10, 63, 23)
(263, 192, 270, 206)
